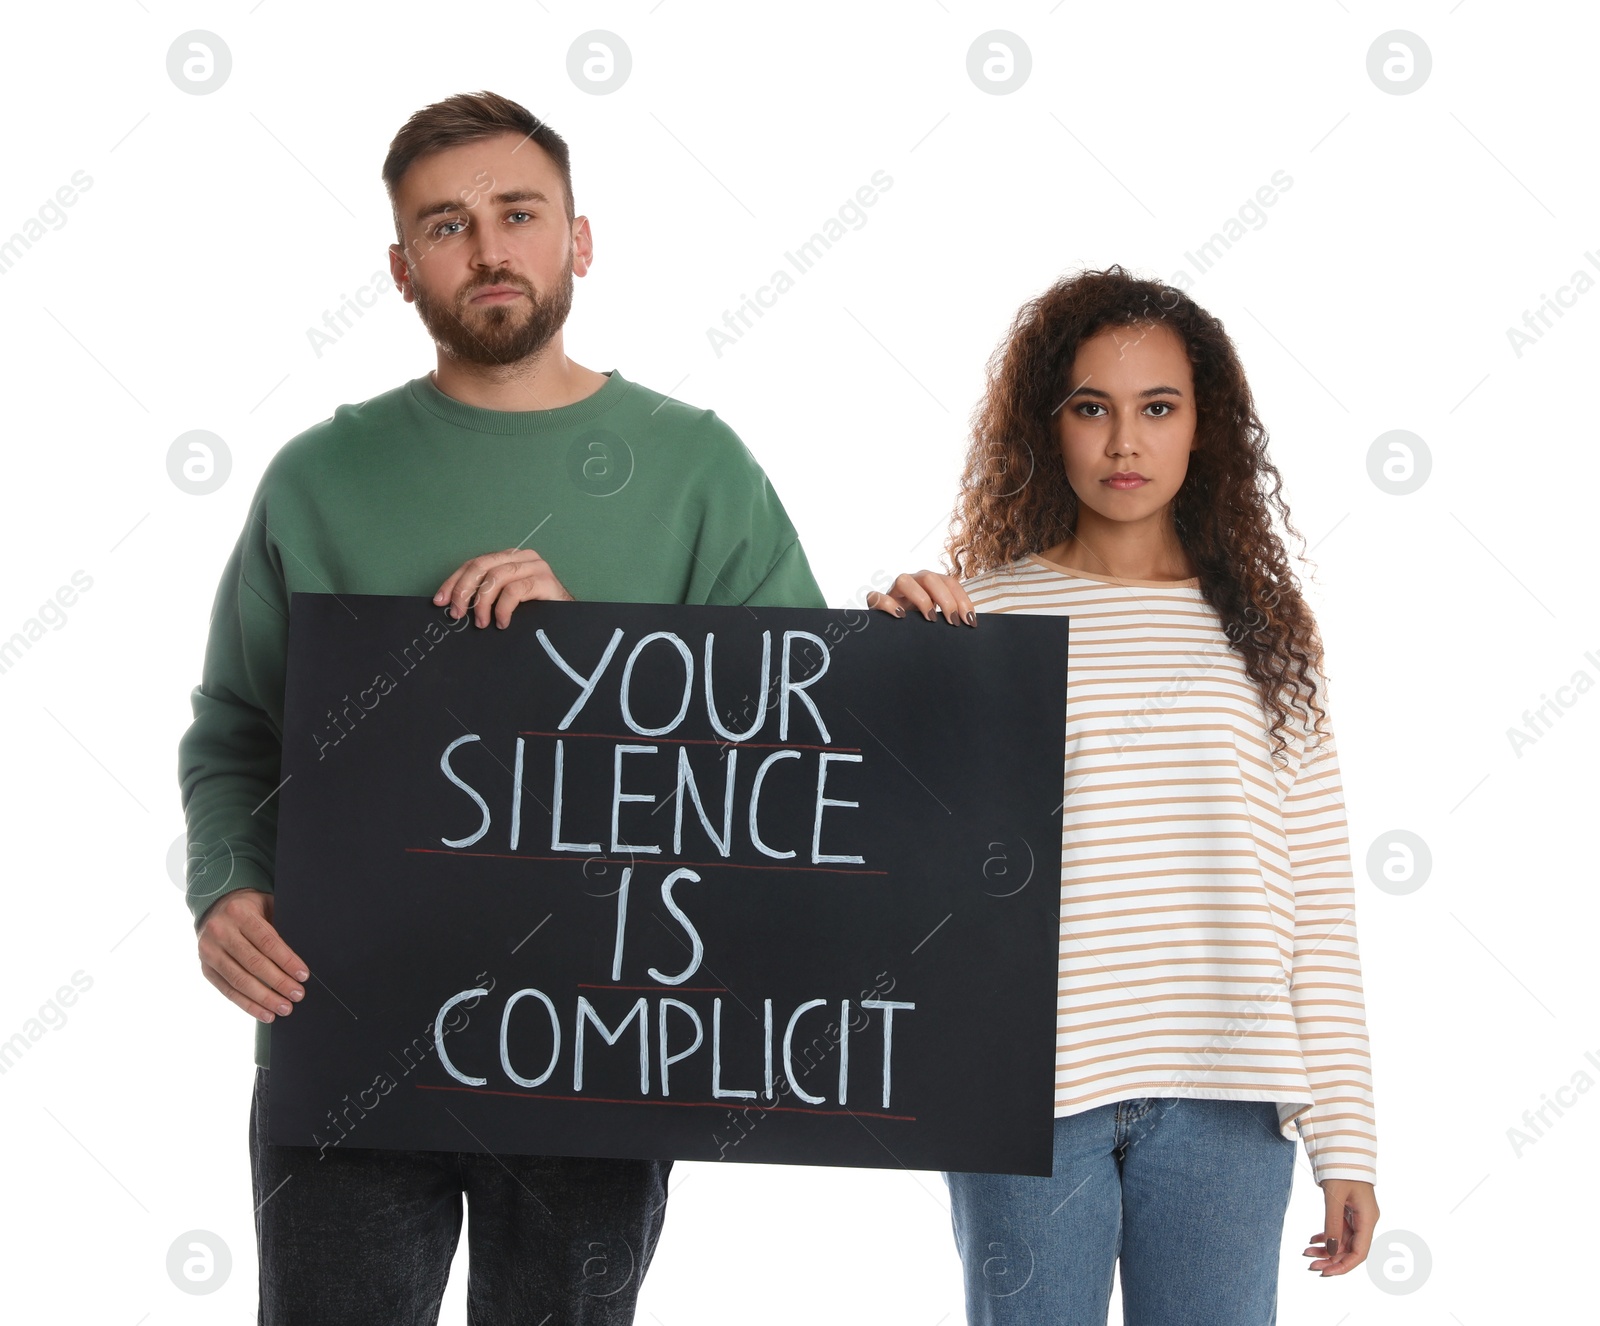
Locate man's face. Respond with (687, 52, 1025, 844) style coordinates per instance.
(389, 132, 587, 367)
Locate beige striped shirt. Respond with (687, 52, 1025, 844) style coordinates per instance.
(967, 554, 1377, 1185)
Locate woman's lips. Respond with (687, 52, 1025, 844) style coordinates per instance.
(1104, 473, 1148, 490)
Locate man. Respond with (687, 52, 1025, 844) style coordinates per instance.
(178, 90, 824, 1324)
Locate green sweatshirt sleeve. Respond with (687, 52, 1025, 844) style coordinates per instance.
(743, 538, 825, 610)
(176, 488, 290, 930)
(687, 417, 827, 611)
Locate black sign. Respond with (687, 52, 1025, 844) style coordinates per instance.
(269, 594, 1067, 1175)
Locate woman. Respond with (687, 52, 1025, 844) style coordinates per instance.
(868, 266, 1378, 1324)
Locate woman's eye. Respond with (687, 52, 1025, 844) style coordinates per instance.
(1147, 402, 1172, 416)
(1076, 402, 1105, 417)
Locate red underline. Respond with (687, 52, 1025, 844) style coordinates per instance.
(415, 1081, 916, 1122)
(402, 847, 888, 876)
(518, 729, 859, 753)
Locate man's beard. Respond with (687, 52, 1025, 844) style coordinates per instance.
(410, 255, 574, 368)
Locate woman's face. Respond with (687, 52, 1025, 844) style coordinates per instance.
(1055, 321, 1198, 529)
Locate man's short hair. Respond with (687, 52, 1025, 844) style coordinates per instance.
(382, 90, 574, 245)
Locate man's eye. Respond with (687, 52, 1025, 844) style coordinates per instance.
(509, 210, 533, 222)
(435, 221, 464, 237)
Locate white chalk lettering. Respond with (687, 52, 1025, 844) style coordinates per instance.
(610, 866, 632, 982)
(647, 869, 704, 985)
(838, 998, 851, 1105)
(620, 632, 695, 736)
(439, 735, 490, 849)
(861, 999, 916, 1108)
(783, 998, 828, 1104)
(712, 996, 757, 1100)
(812, 751, 864, 864)
(704, 630, 771, 741)
(764, 998, 775, 1100)
(574, 995, 649, 1094)
(674, 746, 737, 856)
(509, 736, 525, 850)
(500, 988, 560, 1088)
(611, 744, 661, 854)
(749, 749, 802, 859)
(658, 997, 704, 1097)
(435, 987, 489, 1085)
(537, 627, 624, 729)
(779, 630, 832, 742)
(551, 739, 601, 853)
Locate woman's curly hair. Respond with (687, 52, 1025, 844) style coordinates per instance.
(947, 265, 1329, 764)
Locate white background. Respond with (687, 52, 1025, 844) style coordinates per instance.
(0, 1, 1594, 1321)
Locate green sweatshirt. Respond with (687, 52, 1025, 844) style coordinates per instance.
(177, 368, 825, 1069)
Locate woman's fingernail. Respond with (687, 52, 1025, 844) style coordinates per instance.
(964, 611, 976, 626)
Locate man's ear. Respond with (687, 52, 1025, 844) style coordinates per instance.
(572, 216, 595, 276)
(388, 244, 414, 302)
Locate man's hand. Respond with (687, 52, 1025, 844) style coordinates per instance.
(1303, 1179, 1379, 1276)
(434, 547, 574, 628)
(196, 888, 309, 1023)
(866, 570, 975, 626)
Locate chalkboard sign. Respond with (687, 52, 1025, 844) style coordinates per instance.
(269, 594, 1068, 1176)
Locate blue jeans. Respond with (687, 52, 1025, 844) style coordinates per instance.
(249, 1068, 671, 1325)
(944, 1097, 1295, 1325)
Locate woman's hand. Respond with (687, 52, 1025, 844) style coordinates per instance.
(1303, 1180, 1378, 1276)
(866, 570, 976, 626)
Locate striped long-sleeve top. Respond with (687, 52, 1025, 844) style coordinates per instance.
(966, 554, 1377, 1185)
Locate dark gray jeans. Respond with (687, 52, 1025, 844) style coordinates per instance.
(249, 1068, 672, 1325)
